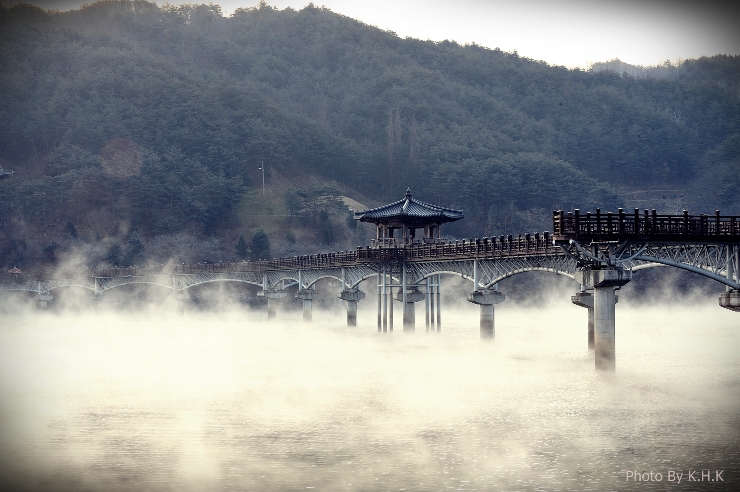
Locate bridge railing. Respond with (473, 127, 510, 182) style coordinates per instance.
(7, 232, 559, 282)
(356, 232, 555, 262)
(554, 208, 740, 241)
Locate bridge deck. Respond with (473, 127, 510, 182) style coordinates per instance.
(4, 210, 739, 283)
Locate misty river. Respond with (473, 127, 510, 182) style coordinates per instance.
(0, 296, 738, 491)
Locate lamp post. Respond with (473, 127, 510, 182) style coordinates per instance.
(258, 161, 265, 195)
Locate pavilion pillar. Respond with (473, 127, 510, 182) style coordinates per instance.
(436, 274, 441, 331)
(425, 277, 431, 331)
(377, 272, 382, 331)
(382, 265, 388, 332)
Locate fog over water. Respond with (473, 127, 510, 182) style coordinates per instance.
(0, 285, 738, 491)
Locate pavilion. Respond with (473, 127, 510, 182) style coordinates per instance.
(354, 188, 464, 248)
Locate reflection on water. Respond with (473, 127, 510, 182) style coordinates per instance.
(0, 303, 738, 491)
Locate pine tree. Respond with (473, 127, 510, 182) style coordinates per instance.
(107, 244, 122, 266)
(64, 220, 78, 239)
(250, 229, 270, 261)
(235, 234, 249, 260)
(123, 231, 145, 266)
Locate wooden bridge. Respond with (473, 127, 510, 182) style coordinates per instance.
(2, 206, 739, 372)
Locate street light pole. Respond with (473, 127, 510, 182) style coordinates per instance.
(258, 161, 265, 195)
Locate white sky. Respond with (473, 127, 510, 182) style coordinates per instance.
(27, 0, 740, 68)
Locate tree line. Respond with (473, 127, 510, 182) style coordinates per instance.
(0, 1, 738, 268)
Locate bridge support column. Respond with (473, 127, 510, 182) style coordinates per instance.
(435, 274, 441, 331)
(259, 290, 287, 320)
(36, 293, 53, 309)
(295, 289, 315, 322)
(719, 246, 739, 312)
(719, 290, 740, 312)
(576, 267, 631, 371)
(175, 291, 188, 315)
(467, 288, 505, 339)
(340, 288, 365, 326)
(571, 290, 594, 350)
(396, 287, 425, 332)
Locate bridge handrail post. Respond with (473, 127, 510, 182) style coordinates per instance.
(716, 210, 721, 236)
(683, 210, 689, 235)
(618, 208, 624, 235)
(596, 208, 601, 235)
(573, 209, 579, 235)
(651, 209, 658, 234)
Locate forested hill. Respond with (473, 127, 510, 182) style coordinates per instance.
(1, 1, 739, 268)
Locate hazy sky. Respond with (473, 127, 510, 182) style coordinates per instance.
(26, 0, 740, 68)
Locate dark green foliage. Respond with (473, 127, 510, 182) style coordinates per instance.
(123, 231, 145, 266)
(106, 244, 122, 266)
(64, 221, 78, 239)
(235, 234, 248, 260)
(0, 0, 737, 258)
(318, 209, 334, 245)
(6, 238, 27, 267)
(43, 242, 58, 262)
(250, 229, 270, 261)
(285, 185, 344, 223)
(346, 211, 357, 230)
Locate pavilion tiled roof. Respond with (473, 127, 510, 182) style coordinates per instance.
(354, 188, 464, 223)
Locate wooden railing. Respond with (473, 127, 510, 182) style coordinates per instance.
(357, 233, 554, 261)
(9, 232, 556, 281)
(553, 209, 740, 241)
(10, 209, 740, 283)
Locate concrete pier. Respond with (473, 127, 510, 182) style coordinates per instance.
(259, 290, 287, 319)
(719, 290, 740, 312)
(576, 267, 632, 371)
(467, 288, 505, 339)
(295, 289, 315, 322)
(571, 291, 594, 350)
(36, 293, 53, 309)
(340, 288, 365, 326)
(396, 287, 425, 332)
(175, 291, 187, 315)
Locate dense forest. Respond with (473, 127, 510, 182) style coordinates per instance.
(0, 1, 738, 269)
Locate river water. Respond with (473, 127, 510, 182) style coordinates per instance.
(0, 298, 738, 491)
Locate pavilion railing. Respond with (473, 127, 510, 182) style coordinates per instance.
(553, 209, 740, 240)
